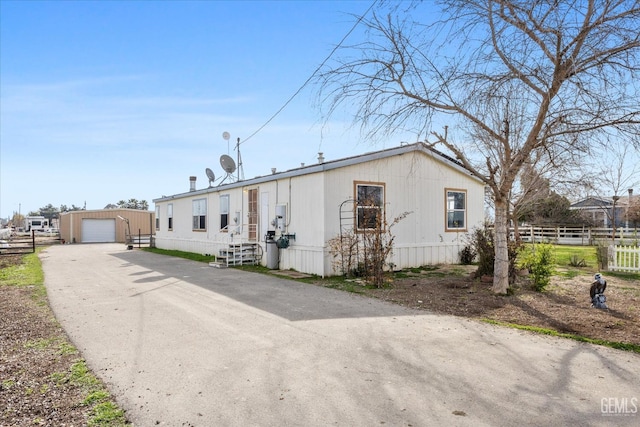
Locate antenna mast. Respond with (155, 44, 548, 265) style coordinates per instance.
(220, 131, 239, 184)
(235, 137, 244, 181)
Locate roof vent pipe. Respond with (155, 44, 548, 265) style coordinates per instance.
(189, 176, 197, 192)
(271, 168, 277, 174)
(318, 152, 324, 163)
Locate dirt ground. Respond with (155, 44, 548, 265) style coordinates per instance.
(0, 253, 127, 426)
(1, 254, 639, 426)
(360, 265, 640, 347)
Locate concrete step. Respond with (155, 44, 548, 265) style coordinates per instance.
(209, 261, 228, 268)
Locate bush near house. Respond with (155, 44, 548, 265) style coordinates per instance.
(518, 243, 555, 292)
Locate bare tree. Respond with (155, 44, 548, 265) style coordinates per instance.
(318, 0, 640, 293)
(581, 142, 640, 235)
(587, 142, 639, 202)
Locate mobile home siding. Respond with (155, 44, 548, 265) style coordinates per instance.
(275, 173, 326, 272)
(319, 151, 484, 274)
(153, 143, 485, 276)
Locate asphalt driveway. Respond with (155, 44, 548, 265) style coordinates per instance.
(41, 244, 639, 426)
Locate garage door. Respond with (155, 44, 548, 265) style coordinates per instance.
(81, 219, 116, 243)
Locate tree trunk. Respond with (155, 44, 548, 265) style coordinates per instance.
(512, 216, 522, 246)
(493, 199, 510, 294)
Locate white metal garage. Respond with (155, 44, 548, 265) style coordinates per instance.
(81, 219, 116, 243)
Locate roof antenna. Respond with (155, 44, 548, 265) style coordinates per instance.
(235, 137, 244, 181)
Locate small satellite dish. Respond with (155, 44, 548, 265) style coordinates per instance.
(222, 131, 230, 141)
(220, 155, 236, 174)
(205, 168, 215, 187)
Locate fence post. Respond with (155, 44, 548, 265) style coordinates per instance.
(597, 245, 609, 271)
(31, 230, 36, 253)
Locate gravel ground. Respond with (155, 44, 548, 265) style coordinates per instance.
(1, 253, 638, 426)
(0, 254, 129, 426)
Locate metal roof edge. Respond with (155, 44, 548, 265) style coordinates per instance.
(60, 208, 154, 216)
(153, 142, 483, 203)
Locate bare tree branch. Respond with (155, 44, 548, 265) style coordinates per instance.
(317, 0, 640, 293)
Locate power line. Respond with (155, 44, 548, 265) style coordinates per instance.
(240, 1, 377, 145)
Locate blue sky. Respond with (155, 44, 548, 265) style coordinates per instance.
(2, 0, 415, 219)
(2, 1, 637, 220)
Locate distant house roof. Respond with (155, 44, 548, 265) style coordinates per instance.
(570, 194, 639, 209)
(154, 142, 484, 203)
(570, 197, 613, 209)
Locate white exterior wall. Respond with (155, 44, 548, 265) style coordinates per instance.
(272, 173, 327, 275)
(321, 150, 485, 275)
(153, 144, 486, 277)
(154, 175, 330, 275)
(155, 189, 246, 256)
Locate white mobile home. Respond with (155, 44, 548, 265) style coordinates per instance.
(153, 143, 486, 276)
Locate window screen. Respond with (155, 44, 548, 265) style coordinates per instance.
(220, 195, 229, 231)
(192, 199, 207, 230)
(446, 190, 466, 230)
(356, 183, 384, 230)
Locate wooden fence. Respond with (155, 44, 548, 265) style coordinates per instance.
(513, 226, 639, 246)
(609, 245, 640, 273)
(0, 231, 61, 255)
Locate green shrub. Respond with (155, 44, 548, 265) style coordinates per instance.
(518, 243, 555, 292)
(467, 224, 520, 283)
(568, 254, 587, 267)
(459, 244, 476, 265)
(471, 224, 495, 277)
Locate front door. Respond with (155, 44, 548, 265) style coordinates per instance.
(248, 188, 258, 241)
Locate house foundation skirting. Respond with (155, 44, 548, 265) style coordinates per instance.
(154, 237, 464, 277)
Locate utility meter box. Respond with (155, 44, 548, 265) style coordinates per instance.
(275, 204, 287, 231)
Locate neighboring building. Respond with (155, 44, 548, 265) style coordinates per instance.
(570, 193, 638, 228)
(24, 216, 49, 232)
(59, 209, 155, 244)
(153, 143, 486, 277)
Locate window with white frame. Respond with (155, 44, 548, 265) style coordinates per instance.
(446, 189, 466, 230)
(356, 182, 384, 230)
(220, 195, 229, 231)
(155, 206, 160, 230)
(192, 198, 207, 231)
(167, 203, 173, 231)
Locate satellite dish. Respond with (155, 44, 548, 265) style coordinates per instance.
(222, 131, 230, 141)
(205, 168, 215, 187)
(220, 155, 236, 174)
